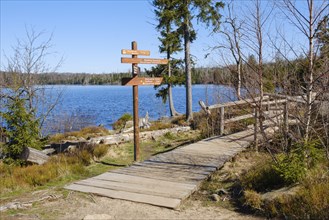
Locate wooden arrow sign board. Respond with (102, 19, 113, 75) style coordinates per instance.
(121, 57, 168, 65)
(121, 49, 150, 56)
(122, 77, 163, 86)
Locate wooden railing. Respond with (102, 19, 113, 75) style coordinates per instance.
(199, 95, 290, 145)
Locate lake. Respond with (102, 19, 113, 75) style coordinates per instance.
(42, 85, 237, 134)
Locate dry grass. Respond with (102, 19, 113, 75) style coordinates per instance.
(0, 155, 89, 198)
(48, 126, 110, 143)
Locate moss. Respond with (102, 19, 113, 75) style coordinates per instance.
(243, 190, 262, 210)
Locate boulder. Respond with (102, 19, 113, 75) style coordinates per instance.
(210, 194, 220, 202)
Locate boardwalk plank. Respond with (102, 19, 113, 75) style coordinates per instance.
(111, 169, 203, 184)
(75, 178, 189, 199)
(129, 164, 212, 176)
(65, 184, 181, 209)
(133, 162, 216, 174)
(93, 172, 195, 190)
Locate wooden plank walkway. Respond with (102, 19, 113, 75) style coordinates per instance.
(64, 126, 276, 209)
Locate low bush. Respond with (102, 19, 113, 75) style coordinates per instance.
(145, 121, 172, 131)
(163, 132, 176, 140)
(112, 113, 133, 131)
(244, 165, 329, 219)
(273, 140, 324, 184)
(241, 160, 284, 192)
(243, 190, 262, 210)
(93, 144, 108, 159)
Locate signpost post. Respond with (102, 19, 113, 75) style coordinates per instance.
(121, 41, 168, 161)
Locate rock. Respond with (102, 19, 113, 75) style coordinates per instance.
(216, 188, 229, 195)
(261, 185, 300, 201)
(210, 194, 220, 202)
(66, 136, 78, 140)
(200, 190, 208, 195)
(42, 148, 56, 155)
(78, 137, 87, 142)
(89, 126, 191, 146)
(83, 214, 112, 220)
(67, 145, 77, 152)
(151, 135, 157, 141)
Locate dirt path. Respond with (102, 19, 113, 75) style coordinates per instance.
(2, 190, 259, 220)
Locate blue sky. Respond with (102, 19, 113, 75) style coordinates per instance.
(1, 0, 213, 73)
(1, 0, 324, 74)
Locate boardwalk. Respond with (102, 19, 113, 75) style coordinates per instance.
(64, 124, 276, 210)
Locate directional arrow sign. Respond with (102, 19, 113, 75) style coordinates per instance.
(121, 57, 168, 65)
(121, 49, 150, 56)
(122, 77, 163, 86)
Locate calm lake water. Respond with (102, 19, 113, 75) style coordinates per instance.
(43, 85, 237, 134)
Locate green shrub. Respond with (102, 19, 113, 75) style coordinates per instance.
(164, 132, 175, 140)
(258, 165, 329, 219)
(1, 97, 43, 163)
(112, 113, 133, 130)
(273, 153, 306, 184)
(241, 161, 284, 192)
(273, 140, 323, 184)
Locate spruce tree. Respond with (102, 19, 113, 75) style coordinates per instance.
(152, 0, 184, 116)
(1, 96, 42, 164)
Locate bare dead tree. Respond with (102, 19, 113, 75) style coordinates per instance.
(1, 26, 63, 136)
(277, 0, 329, 142)
(213, 1, 244, 100)
(241, 0, 274, 150)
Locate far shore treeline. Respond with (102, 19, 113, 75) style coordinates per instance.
(0, 67, 233, 86)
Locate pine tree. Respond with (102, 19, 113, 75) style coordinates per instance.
(153, 0, 224, 121)
(152, 0, 184, 116)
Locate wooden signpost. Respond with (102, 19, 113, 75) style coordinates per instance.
(121, 41, 168, 161)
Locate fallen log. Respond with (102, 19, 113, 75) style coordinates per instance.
(20, 147, 49, 165)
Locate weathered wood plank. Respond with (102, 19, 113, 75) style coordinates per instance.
(133, 162, 216, 174)
(65, 184, 181, 209)
(207, 96, 270, 109)
(94, 172, 195, 190)
(111, 168, 204, 184)
(75, 178, 189, 199)
(225, 113, 254, 123)
(127, 165, 212, 177)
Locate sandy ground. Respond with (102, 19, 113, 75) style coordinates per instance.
(2, 190, 260, 220)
